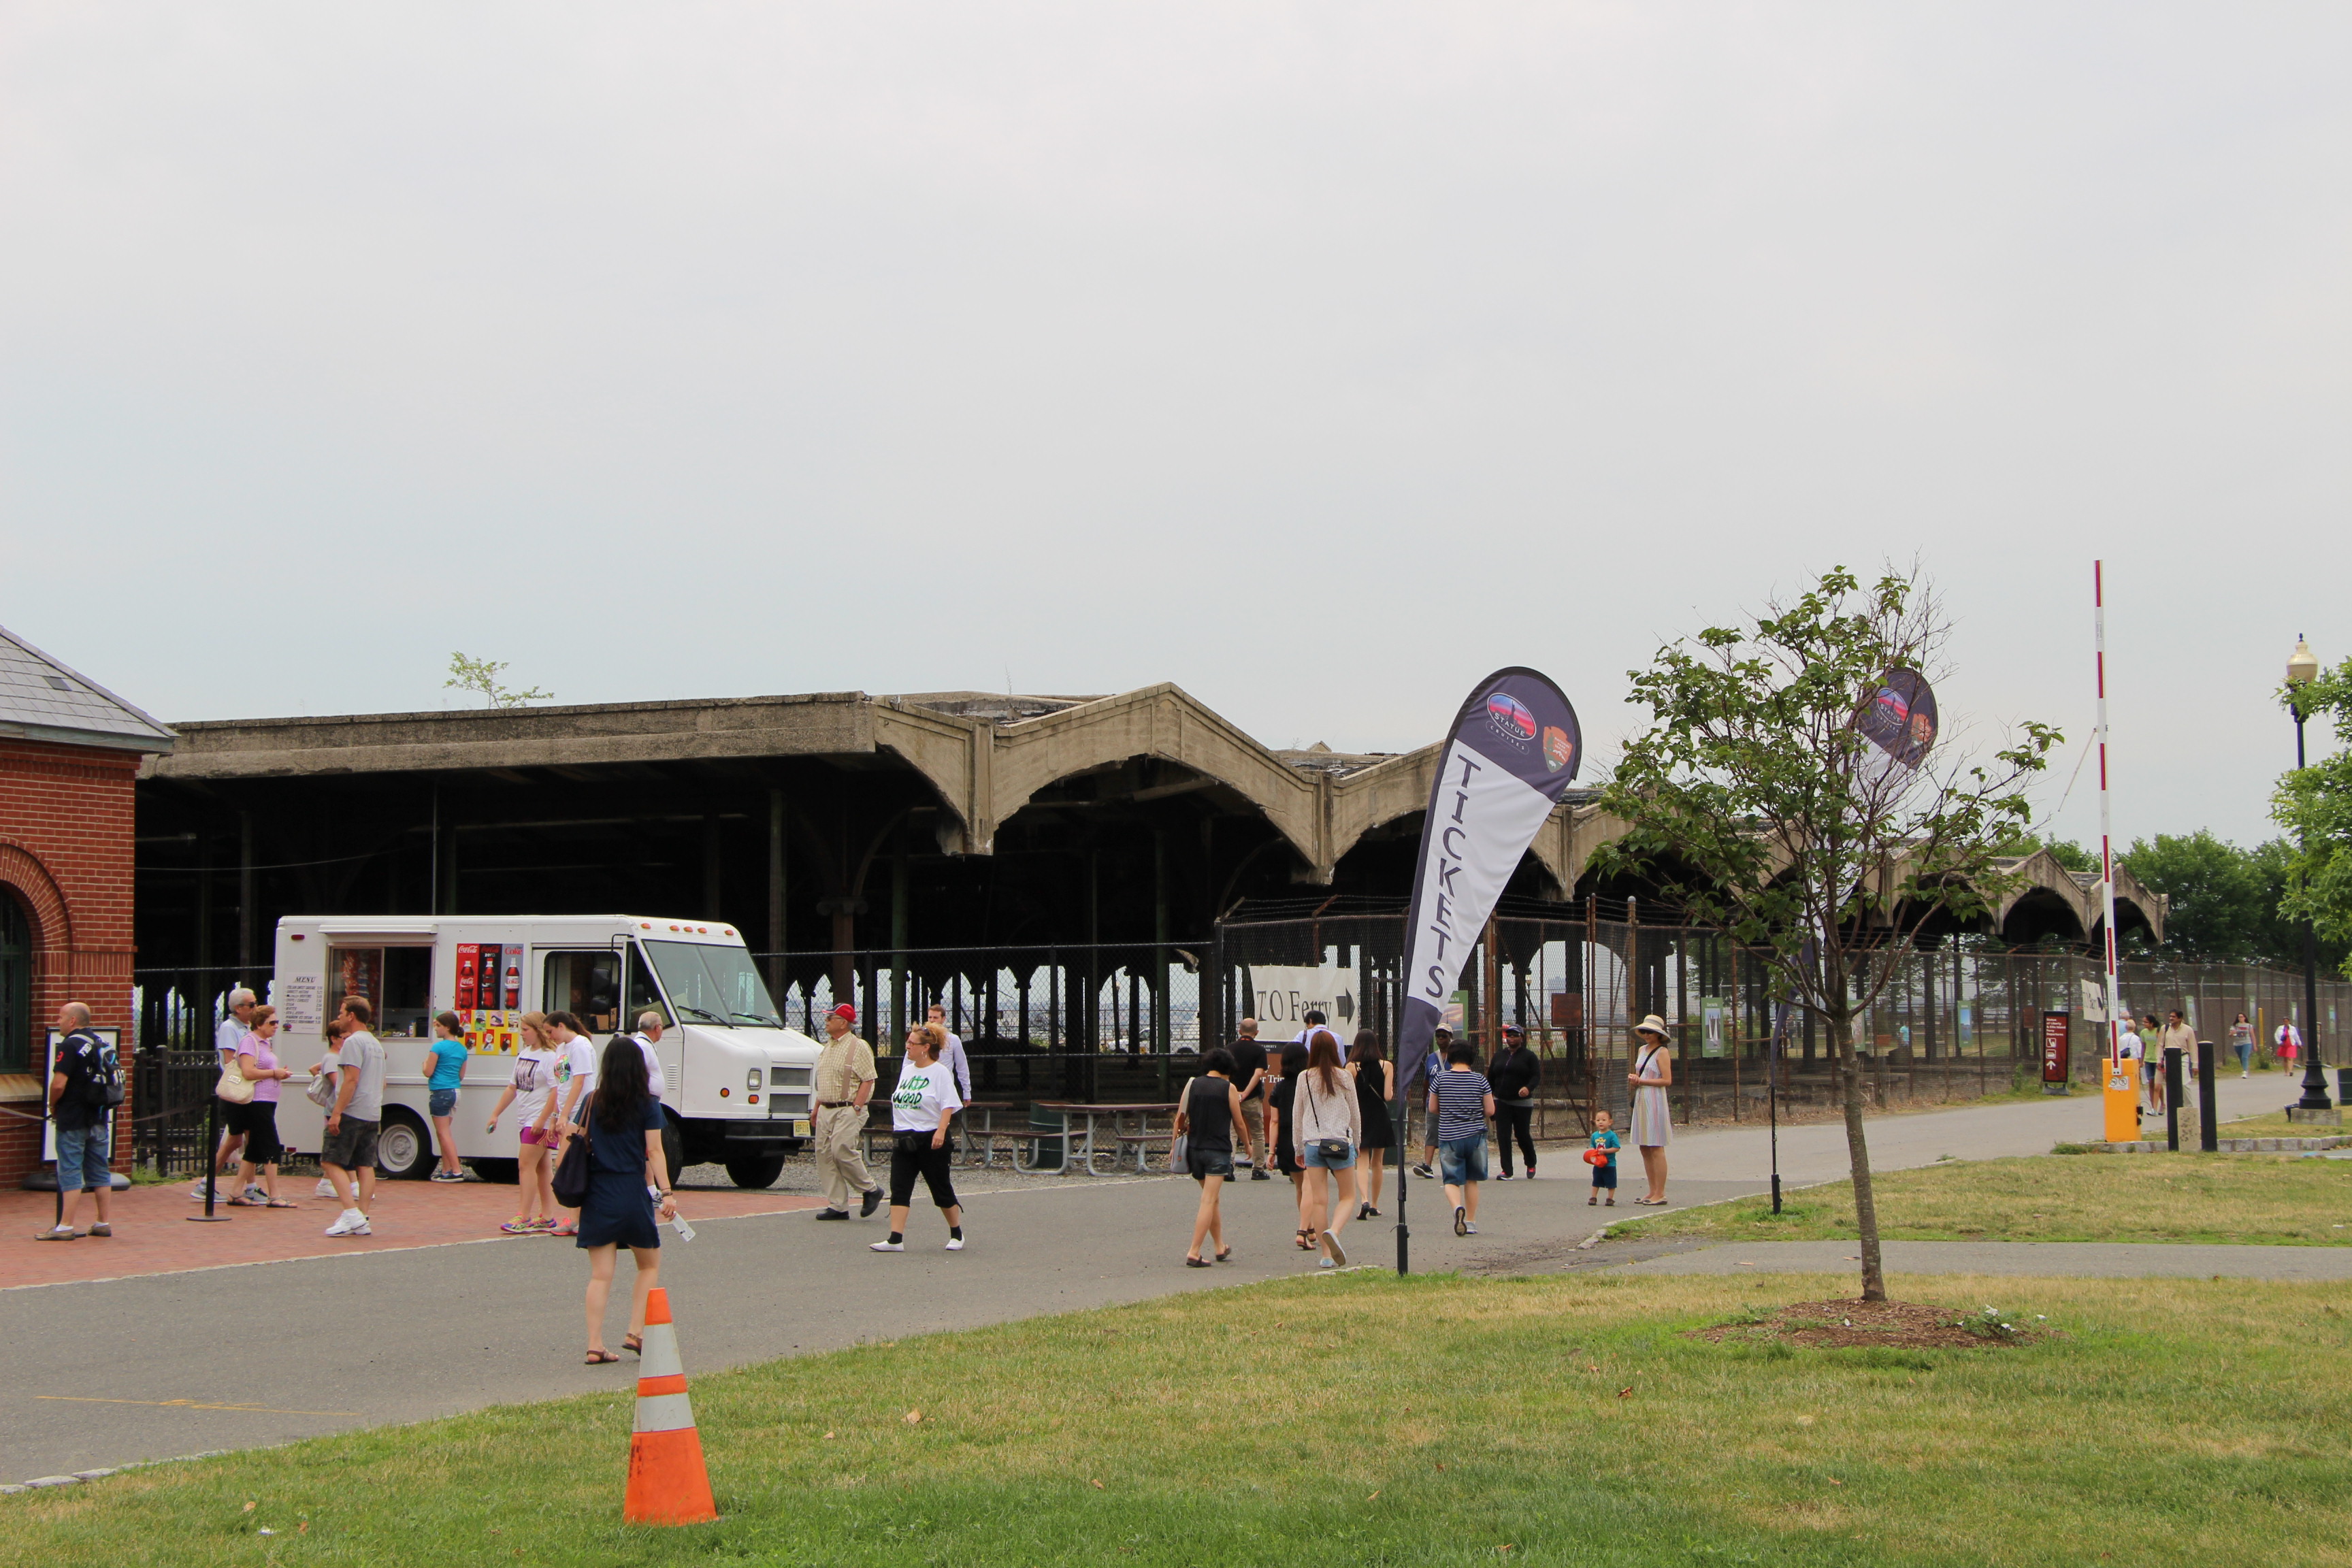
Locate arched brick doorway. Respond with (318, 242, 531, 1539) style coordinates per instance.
(0, 888, 28, 1073)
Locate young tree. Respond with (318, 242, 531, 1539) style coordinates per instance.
(1597, 568, 2059, 1303)
(2274, 654, 2352, 979)
(444, 652, 553, 709)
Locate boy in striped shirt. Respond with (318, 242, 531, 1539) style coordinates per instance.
(1426, 1043, 1497, 1235)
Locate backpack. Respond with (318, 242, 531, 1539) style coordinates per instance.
(72, 1030, 125, 1109)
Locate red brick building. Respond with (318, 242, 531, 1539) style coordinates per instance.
(0, 627, 174, 1186)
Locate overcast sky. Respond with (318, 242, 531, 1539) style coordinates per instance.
(4, 3, 2345, 851)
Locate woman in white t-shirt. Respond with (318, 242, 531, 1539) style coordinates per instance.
(487, 1011, 563, 1234)
(870, 1024, 966, 1254)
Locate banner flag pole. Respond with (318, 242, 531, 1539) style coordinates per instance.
(2094, 561, 2135, 1141)
(1391, 668, 1584, 1275)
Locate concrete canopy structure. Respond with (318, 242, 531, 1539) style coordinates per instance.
(135, 685, 1595, 987)
(134, 683, 2157, 992)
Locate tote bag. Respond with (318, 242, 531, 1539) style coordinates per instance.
(551, 1100, 594, 1209)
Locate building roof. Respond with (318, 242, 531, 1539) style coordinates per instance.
(0, 625, 176, 754)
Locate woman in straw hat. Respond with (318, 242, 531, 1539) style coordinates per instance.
(1627, 1015, 1674, 1205)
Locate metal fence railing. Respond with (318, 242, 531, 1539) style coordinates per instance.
(1210, 901, 2352, 1139)
(114, 923, 2349, 1166)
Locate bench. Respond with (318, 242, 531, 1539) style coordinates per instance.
(1114, 1130, 1175, 1174)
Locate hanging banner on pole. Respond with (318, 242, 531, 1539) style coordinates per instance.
(1394, 669, 1584, 1097)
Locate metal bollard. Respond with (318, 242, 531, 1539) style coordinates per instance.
(2164, 1047, 2184, 1152)
(2198, 1041, 2218, 1152)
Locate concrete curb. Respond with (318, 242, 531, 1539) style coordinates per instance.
(2089, 1135, 2349, 1154)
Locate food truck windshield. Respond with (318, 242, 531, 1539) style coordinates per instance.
(642, 939, 785, 1028)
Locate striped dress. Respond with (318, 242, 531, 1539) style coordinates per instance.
(1631, 1045, 1672, 1147)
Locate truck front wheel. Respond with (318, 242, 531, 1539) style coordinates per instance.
(723, 1154, 787, 1190)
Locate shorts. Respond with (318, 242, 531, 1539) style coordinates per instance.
(55, 1118, 112, 1192)
(1302, 1139, 1357, 1171)
(520, 1124, 554, 1147)
(1590, 1162, 1618, 1190)
(428, 1088, 458, 1117)
(1187, 1147, 1235, 1182)
(2142, 1060, 2160, 1083)
(238, 1100, 283, 1167)
(888, 1130, 959, 1211)
(1438, 1134, 1489, 1186)
(321, 1117, 380, 1171)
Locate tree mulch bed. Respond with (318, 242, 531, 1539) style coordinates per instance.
(1693, 1298, 2050, 1351)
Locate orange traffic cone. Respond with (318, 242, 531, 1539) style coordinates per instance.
(623, 1288, 718, 1525)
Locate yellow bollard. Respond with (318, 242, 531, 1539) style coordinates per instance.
(2102, 1058, 2141, 1143)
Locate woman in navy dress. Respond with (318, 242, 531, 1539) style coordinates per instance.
(578, 1035, 677, 1365)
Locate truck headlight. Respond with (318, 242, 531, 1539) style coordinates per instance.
(747, 1068, 762, 1091)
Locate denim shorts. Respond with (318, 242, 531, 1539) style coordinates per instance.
(1301, 1139, 1357, 1171)
(55, 1119, 112, 1192)
(1438, 1134, 1488, 1186)
(428, 1088, 458, 1117)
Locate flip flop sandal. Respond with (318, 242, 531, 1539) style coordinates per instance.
(1185, 1256, 1212, 1268)
(623, 1334, 642, 1356)
(584, 1350, 623, 1365)
(265, 1198, 299, 1208)
(1214, 1247, 1234, 1262)
(1294, 1228, 1315, 1251)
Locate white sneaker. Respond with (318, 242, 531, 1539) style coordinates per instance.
(315, 1178, 338, 1198)
(945, 1236, 964, 1251)
(242, 1184, 268, 1203)
(189, 1180, 214, 1200)
(324, 1209, 372, 1237)
(869, 1239, 904, 1252)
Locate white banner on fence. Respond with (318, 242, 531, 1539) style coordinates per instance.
(1250, 964, 1363, 1042)
(2078, 979, 2107, 1022)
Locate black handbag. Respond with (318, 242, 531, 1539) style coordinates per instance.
(1314, 1138, 1353, 1162)
(551, 1102, 593, 1209)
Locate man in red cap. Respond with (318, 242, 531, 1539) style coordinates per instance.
(811, 1004, 882, 1220)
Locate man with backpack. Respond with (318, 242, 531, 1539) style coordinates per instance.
(40, 1000, 120, 1240)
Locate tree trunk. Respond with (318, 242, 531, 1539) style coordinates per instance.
(1830, 1004, 1886, 1302)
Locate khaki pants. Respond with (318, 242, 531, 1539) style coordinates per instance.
(815, 1105, 876, 1211)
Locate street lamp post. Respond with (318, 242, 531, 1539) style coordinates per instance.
(2285, 635, 2332, 1112)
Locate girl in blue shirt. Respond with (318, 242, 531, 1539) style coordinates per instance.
(426, 1011, 470, 1182)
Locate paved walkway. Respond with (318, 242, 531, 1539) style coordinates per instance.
(0, 1071, 2308, 1484)
(1618, 1239, 2352, 1281)
(0, 1176, 824, 1290)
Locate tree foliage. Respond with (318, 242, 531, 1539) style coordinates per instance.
(2274, 655, 2352, 979)
(1596, 567, 2059, 1302)
(444, 652, 553, 709)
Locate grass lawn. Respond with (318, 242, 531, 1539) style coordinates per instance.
(1607, 1153, 2352, 1247)
(10, 1270, 2352, 1567)
(2210, 1110, 2350, 1139)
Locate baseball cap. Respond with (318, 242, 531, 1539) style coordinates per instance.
(829, 1004, 856, 1022)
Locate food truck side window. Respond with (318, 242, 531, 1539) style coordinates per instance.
(625, 946, 670, 1030)
(542, 951, 622, 1034)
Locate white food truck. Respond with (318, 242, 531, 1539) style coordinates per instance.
(268, 915, 821, 1188)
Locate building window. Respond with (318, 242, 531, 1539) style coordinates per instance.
(0, 892, 29, 1074)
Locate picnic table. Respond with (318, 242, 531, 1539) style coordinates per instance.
(861, 1102, 1022, 1169)
(1027, 1101, 1179, 1176)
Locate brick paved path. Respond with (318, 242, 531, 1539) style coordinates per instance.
(3, 1177, 821, 1290)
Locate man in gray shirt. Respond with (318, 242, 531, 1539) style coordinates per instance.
(318, 996, 387, 1237)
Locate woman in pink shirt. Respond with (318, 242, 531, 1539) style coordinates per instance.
(228, 1006, 299, 1207)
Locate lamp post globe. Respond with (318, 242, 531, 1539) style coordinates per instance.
(2285, 635, 2332, 1112)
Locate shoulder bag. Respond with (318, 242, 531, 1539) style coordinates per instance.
(216, 1052, 256, 1106)
(304, 1065, 339, 1109)
(1167, 1077, 1196, 1169)
(551, 1097, 595, 1209)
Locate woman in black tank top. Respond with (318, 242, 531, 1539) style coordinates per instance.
(1350, 1031, 1395, 1220)
(1173, 1049, 1254, 1267)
